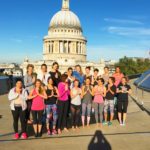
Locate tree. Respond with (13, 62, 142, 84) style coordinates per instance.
(115, 56, 150, 75)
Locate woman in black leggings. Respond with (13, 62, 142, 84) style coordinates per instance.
(117, 77, 132, 126)
(8, 79, 28, 139)
(28, 79, 47, 137)
(70, 79, 82, 130)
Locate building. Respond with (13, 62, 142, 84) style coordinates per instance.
(21, 0, 105, 75)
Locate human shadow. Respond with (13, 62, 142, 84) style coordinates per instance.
(88, 130, 112, 150)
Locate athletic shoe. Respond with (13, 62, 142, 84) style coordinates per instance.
(52, 129, 57, 135)
(21, 133, 28, 139)
(38, 132, 42, 137)
(108, 122, 112, 126)
(122, 123, 126, 126)
(120, 123, 123, 126)
(34, 133, 38, 138)
(47, 130, 51, 135)
(13, 133, 19, 139)
(103, 121, 108, 125)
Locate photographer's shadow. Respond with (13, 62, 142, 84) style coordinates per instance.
(88, 130, 112, 150)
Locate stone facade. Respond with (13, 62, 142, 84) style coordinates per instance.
(21, 0, 105, 75)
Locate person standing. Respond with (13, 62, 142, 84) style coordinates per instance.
(49, 62, 61, 87)
(101, 67, 110, 86)
(103, 77, 116, 126)
(73, 65, 84, 87)
(70, 79, 82, 130)
(92, 78, 106, 127)
(67, 67, 75, 90)
(28, 79, 47, 137)
(84, 66, 92, 81)
(81, 77, 93, 127)
(57, 74, 70, 134)
(24, 64, 36, 124)
(37, 64, 50, 86)
(45, 77, 59, 135)
(91, 68, 100, 86)
(113, 66, 124, 88)
(117, 77, 132, 126)
(8, 79, 28, 139)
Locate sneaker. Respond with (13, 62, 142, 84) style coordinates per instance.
(108, 122, 112, 126)
(21, 133, 28, 139)
(38, 132, 42, 137)
(47, 130, 51, 135)
(103, 121, 108, 125)
(122, 123, 126, 126)
(120, 123, 123, 126)
(13, 133, 19, 139)
(52, 129, 57, 135)
(34, 133, 38, 138)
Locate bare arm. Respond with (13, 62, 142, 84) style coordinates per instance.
(28, 89, 37, 100)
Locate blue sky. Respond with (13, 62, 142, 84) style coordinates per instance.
(0, 0, 150, 63)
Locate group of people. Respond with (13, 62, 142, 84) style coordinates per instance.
(8, 62, 132, 139)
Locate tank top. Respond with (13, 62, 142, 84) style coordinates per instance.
(31, 89, 45, 111)
(45, 87, 57, 105)
(71, 88, 82, 106)
(93, 85, 105, 104)
(82, 85, 93, 104)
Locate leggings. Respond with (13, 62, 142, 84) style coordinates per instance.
(57, 100, 69, 129)
(71, 104, 81, 127)
(45, 104, 57, 126)
(93, 103, 104, 123)
(118, 101, 128, 113)
(26, 100, 32, 120)
(11, 107, 26, 133)
(32, 110, 44, 125)
(82, 103, 92, 117)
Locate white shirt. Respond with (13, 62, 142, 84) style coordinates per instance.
(37, 72, 50, 86)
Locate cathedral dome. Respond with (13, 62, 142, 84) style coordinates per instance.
(49, 10, 82, 30)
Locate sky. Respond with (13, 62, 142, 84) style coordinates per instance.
(0, 0, 150, 63)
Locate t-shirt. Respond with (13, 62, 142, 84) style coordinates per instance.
(113, 73, 124, 87)
(45, 88, 57, 105)
(105, 84, 116, 100)
(101, 74, 110, 85)
(117, 83, 131, 101)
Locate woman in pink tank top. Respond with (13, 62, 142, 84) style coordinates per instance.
(28, 79, 47, 138)
(92, 78, 106, 127)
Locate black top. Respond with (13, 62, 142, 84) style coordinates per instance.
(49, 71, 61, 87)
(45, 88, 57, 105)
(92, 76, 99, 86)
(117, 83, 131, 101)
(105, 84, 116, 100)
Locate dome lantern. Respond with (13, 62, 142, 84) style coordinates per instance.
(62, 0, 70, 11)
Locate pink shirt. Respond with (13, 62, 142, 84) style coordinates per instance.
(58, 82, 70, 101)
(31, 89, 45, 111)
(113, 73, 124, 87)
(93, 85, 105, 104)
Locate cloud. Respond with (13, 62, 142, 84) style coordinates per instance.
(107, 26, 150, 36)
(104, 18, 143, 25)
